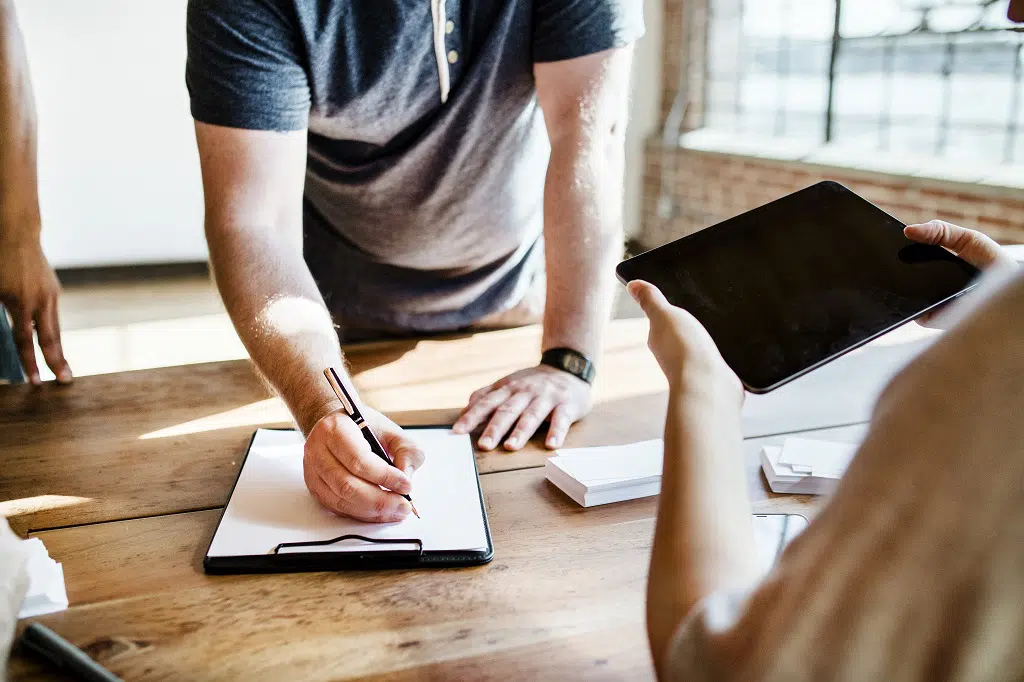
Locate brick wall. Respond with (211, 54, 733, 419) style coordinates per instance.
(660, 0, 707, 130)
(643, 0, 1024, 250)
(641, 142, 1024, 249)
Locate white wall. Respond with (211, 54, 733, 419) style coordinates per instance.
(15, 0, 206, 268)
(16, 0, 661, 267)
(624, 0, 664, 239)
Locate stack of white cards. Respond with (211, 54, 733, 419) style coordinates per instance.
(760, 437, 859, 495)
(18, 537, 69, 618)
(545, 439, 663, 507)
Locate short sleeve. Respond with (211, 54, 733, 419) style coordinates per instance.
(186, 0, 311, 131)
(532, 0, 645, 63)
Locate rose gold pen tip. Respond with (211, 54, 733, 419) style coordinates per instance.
(411, 502, 421, 519)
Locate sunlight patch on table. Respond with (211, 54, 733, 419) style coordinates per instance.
(35, 313, 247, 380)
(0, 495, 93, 517)
(138, 398, 292, 440)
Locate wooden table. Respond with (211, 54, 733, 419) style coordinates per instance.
(1, 320, 923, 680)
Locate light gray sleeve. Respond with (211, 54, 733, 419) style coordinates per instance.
(0, 520, 29, 682)
(663, 589, 754, 682)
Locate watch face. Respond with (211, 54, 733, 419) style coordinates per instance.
(565, 355, 584, 374)
(543, 349, 594, 383)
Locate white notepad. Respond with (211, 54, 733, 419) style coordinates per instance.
(545, 440, 664, 507)
(205, 428, 491, 570)
(761, 437, 859, 495)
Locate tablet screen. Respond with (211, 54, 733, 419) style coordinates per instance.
(617, 182, 979, 392)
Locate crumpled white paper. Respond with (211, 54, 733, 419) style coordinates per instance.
(1, 519, 31, 679)
(17, 537, 68, 619)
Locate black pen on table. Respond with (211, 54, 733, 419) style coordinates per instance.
(19, 622, 122, 682)
(323, 367, 420, 518)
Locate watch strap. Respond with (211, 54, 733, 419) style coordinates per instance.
(540, 347, 596, 384)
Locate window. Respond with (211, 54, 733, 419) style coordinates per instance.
(703, 0, 1024, 164)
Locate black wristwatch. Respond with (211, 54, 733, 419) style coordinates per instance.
(540, 347, 596, 384)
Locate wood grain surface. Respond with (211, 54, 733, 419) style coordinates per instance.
(11, 432, 838, 682)
(26, 424, 863, 611)
(10, 468, 659, 681)
(1, 317, 922, 536)
(0, 321, 666, 534)
(0, 309, 888, 681)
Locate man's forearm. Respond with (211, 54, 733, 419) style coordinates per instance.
(207, 223, 345, 435)
(0, 0, 41, 234)
(541, 138, 624, 360)
(647, 378, 757, 676)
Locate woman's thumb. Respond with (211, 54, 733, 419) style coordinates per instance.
(627, 280, 670, 316)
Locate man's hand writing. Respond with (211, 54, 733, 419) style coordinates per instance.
(453, 365, 592, 451)
(303, 407, 424, 522)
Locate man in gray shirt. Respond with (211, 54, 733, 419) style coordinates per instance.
(186, 0, 643, 521)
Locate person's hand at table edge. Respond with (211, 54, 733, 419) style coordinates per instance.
(452, 363, 593, 452)
(904, 220, 1018, 328)
(0, 230, 72, 386)
(303, 406, 425, 522)
(0, 0, 72, 387)
(627, 280, 744, 406)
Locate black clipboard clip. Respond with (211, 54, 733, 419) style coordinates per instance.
(270, 534, 424, 557)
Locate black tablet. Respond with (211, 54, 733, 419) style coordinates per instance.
(617, 181, 979, 393)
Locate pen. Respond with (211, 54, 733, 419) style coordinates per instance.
(323, 367, 420, 518)
(19, 622, 122, 682)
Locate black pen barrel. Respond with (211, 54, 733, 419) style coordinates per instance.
(20, 622, 122, 682)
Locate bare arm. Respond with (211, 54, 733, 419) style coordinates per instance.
(195, 122, 337, 433)
(536, 47, 630, 362)
(0, 0, 69, 384)
(648, 380, 755, 677)
(195, 122, 423, 522)
(454, 47, 633, 451)
(628, 281, 760, 679)
(0, 0, 36, 231)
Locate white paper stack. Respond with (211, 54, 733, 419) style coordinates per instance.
(545, 439, 663, 507)
(760, 437, 859, 495)
(18, 537, 69, 618)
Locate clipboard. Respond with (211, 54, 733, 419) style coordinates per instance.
(203, 426, 493, 574)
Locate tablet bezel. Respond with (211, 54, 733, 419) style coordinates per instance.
(616, 182, 979, 394)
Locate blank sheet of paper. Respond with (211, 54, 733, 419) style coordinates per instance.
(207, 428, 489, 557)
(777, 438, 858, 478)
(551, 440, 663, 489)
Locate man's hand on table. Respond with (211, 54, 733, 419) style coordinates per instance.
(453, 365, 592, 451)
(0, 230, 71, 385)
(304, 407, 424, 523)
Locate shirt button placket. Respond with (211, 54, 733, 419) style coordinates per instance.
(446, 7, 458, 71)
